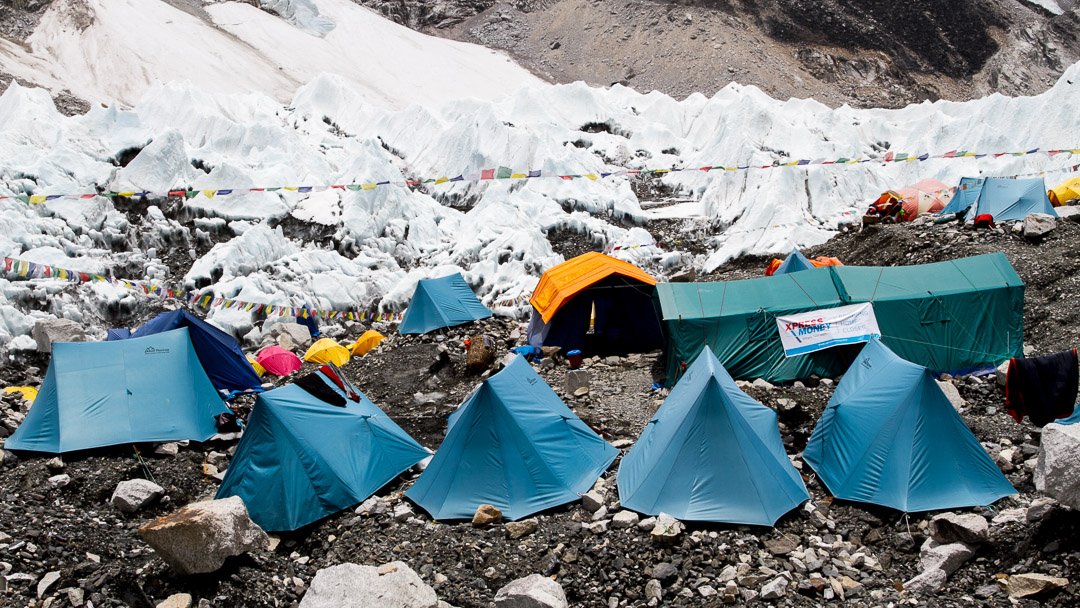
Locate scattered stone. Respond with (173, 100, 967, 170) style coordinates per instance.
(32, 319, 86, 353)
(393, 503, 415, 522)
(275, 323, 312, 348)
(138, 496, 270, 575)
(494, 573, 569, 608)
(649, 512, 683, 543)
(610, 438, 633, 449)
(644, 579, 662, 603)
(996, 361, 1009, 386)
(919, 539, 975, 575)
(1035, 423, 1080, 509)
(637, 516, 657, 531)
(581, 491, 604, 513)
(356, 497, 388, 517)
(65, 587, 85, 607)
(1027, 497, 1057, 522)
(764, 536, 798, 556)
(936, 380, 966, 411)
(760, 577, 786, 599)
(904, 568, 947, 594)
(611, 510, 639, 529)
(929, 513, 989, 544)
(111, 479, 165, 513)
(698, 585, 717, 598)
(158, 593, 194, 608)
(37, 571, 60, 598)
(472, 504, 502, 526)
(300, 562, 438, 608)
(564, 369, 590, 395)
(47, 474, 71, 489)
(1022, 213, 1056, 242)
(44, 457, 64, 471)
(588, 520, 609, 534)
(505, 518, 538, 539)
(998, 573, 1069, 598)
(751, 378, 774, 390)
(651, 563, 678, 584)
(573, 387, 589, 397)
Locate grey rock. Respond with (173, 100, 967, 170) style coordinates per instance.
(935, 381, 966, 411)
(998, 573, 1069, 598)
(393, 503, 415, 522)
(903, 568, 947, 594)
(1035, 423, 1080, 509)
(32, 319, 86, 353)
(159, 593, 194, 608)
(1022, 213, 1056, 241)
(356, 497, 388, 516)
(760, 577, 786, 599)
(564, 370, 590, 395)
(138, 496, 269, 575)
(929, 513, 989, 544)
(581, 491, 604, 513)
(588, 520, 609, 534)
(1026, 497, 1056, 522)
(637, 516, 656, 531)
(611, 510, 639, 529)
(996, 360, 1010, 386)
(505, 518, 538, 539)
(644, 579, 662, 603)
(649, 512, 683, 543)
(155, 442, 180, 456)
(472, 504, 502, 526)
(751, 378, 774, 390)
(300, 562, 438, 608)
(494, 573, 568, 608)
(48, 473, 71, 489)
(275, 323, 312, 348)
(37, 571, 60, 598)
(919, 539, 975, 575)
(652, 563, 677, 584)
(44, 457, 64, 471)
(111, 479, 164, 513)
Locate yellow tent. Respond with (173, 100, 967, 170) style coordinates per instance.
(4, 386, 38, 402)
(304, 338, 351, 366)
(350, 330, 385, 356)
(247, 355, 266, 377)
(1049, 177, 1080, 206)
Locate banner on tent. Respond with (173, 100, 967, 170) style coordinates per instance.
(776, 303, 881, 357)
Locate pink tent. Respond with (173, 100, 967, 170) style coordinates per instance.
(256, 346, 303, 376)
(898, 179, 954, 220)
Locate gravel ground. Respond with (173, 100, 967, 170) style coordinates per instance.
(3, 212, 1080, 608)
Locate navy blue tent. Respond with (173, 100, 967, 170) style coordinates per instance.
(772, 249, 816, 275)
(804, 339, 1014, 512)
(405, 356, 618, 520)
(617, 347, 809, 525)
(106, 328, 130, 341)
(938, 177, 984, 216)
(968, 177, 1056, 222)
(6, 328, 228, 453)
(128, 310, 262, 393)
(217, 372, 429, 531)
(398, 274, 492, 335)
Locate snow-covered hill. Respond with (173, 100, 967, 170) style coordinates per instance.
(0, 0, 540, 109)
(1, 0, 1079, 357)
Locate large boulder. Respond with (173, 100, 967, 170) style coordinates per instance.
(918, 539, 975, 575)
(935, 381, 966, 412)
(494, 574, 569, 608)
(138, 496, 269, 575)
(299, 562, 438, 608)
(110, 479, 164, 513)
(1022, 213, 1056, 242)
(928, 513, 989, 545)
(1034, 423, 1080, 509)
(275, 322, 312, 348)
(32, 319, 86, 353)
(998, 573, 1069, 598)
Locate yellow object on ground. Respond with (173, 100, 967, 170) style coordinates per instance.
(247, 355, 266, 377)
(530, 252, 656, 323)
(4, 386, 38, 402)
(1049, 177, 1080, 206)
(350, 330, 386, 356)
(304, 338, 351, 366)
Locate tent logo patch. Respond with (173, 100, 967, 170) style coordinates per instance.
(144, 346, 171, 355)
(861, 358, 873, 370)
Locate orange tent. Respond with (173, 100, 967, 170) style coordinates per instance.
(530, 252, 656, 323)
(897, 179, 954, 220)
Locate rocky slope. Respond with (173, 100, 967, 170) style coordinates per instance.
(357, 0, 1080, 107)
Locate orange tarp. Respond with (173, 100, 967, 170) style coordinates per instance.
(764, 256, 844, 277)
(897, 179, 953, 219)
(530, 252, 656, 323)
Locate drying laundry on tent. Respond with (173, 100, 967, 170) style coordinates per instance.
(1006, 349, 1079, 427)
(803, 339, 1014, 512)
(405, 356, 617, 521)
(617, 347, 808, 525)
(5, 328, 229, 453)
(1048, 177, 1080, 206)
(112, 309, 263, 394)
(764, 249, 843, 276)
(527, 252, 662, 356)
(654, 252, 1024, 384)
(398, 274, 492, 335)
(866, 178, 954, 222)
(256, 346, 303, 376)
(217, 368, 429, 531)
(304, 338, 350, 366)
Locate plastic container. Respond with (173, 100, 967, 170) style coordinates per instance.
(567, 350, 583, 369)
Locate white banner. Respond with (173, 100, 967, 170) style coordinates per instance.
(776, 303, 881, 357)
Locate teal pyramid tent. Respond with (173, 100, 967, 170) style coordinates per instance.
(969, 177, 1056, 222)
(6, 328, 227, 453)
(772, 249, 816, 275)
(398, 274, 492, 334)
(216, 372, 430, 531)
(803, 339, 1014, 512)
(617, 347, 809, 525)
(938, 177, 984, 216)
(405, 356, 618, 520)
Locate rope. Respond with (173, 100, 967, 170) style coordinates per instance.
(132, 445, 158, 486)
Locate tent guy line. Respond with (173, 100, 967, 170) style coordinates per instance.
(2, 149, 1078, 205)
